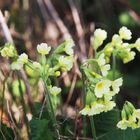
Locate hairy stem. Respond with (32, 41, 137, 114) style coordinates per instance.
(90, 116, 97, 140)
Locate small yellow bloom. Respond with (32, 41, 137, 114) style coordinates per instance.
(103, 101, 116, 112)
(112, 78, 123, 94)
(49, 86, 61, 96)
(11, 61, 23, 70)
(64, 39, 74, 56)
(94, 29, 107, 42)
(17, 53, 28, 64)
(90, 102, 104, 115)
(95, 80, 111, 98)
(97, 53, 106, 66)
(93, 29, 107, 48)
(80, 105, 91, 116)
(119, 26, 132, 40)
(33, 61, 42, 69)
(58, 56, 73, 71)
(117, 119, 130, 130)
(37, 43, 51, 55)
(112, 34, 122, 45)
(1, 45, 15, 58)
(135, 38, 140, 52)
(100, 64, 110, 76)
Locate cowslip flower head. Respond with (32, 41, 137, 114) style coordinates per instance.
(97, 53, 110, 76)
(17, 53, 28, 64)
(64, 39, 74, 56)
(49, 86, 61, 96)
(90, 102, 104, 115)
(112, 34, 122, 45)
(79, 105, 91, 116)
(119, 26, 132, 40)
(132, 109, 140, 119)
(111, 78, 123, 94)
(135, 38, 140, 52)
(95, 80, 111, 98)
(100, 64, 110, 76)
(33, 61, 42, 69)
(117, 119, 130, 130)
(11, 61, 23, 70)
(37, 43, 51, 55)
(1, 45, 15, 58)
(123, 51, 136, 63)
(94, 29, 107, 41)
(97, 53, 106, 66)
(58, 56, 73, 71)
(93, 29, 107, 48)
(103, 101, 116, 112)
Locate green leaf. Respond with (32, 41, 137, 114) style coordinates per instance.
(98, 128, 140, 140)
(0, 122, 14, 140)
(32, 102, 51, 120)
(29, 119, 55, 140)
(94, 109, 120, 136)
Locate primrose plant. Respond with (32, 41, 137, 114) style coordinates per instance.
(0, 39, 75, 139)
(80, 26, 140, 139)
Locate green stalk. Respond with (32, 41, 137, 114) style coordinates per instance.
(90, 116, 97, 140)
(42, 78, 60, 139)
(82, 71, 87, 137)
(94, 48, 97, 59)
(112, 51, 116, 80)
(17, 73, 30, 139)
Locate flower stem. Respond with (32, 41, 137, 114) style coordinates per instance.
(43, 78, 60, 139)
(82, 71, 87, 137)
(112, 51, 116, 80)
(90, 116, 97, 140)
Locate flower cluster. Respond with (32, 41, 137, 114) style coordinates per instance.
(0, 39, 74, 100)
(100, 26, 140, 63)
(80, 53, 123, 116)
(0, 43, 15, 58)
(117, 101, 140, 130)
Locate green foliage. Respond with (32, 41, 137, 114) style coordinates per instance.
(0, 122, 14, 140)
(29, 119, 54, 140)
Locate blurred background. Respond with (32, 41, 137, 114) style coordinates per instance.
(1, 0, 140, 138)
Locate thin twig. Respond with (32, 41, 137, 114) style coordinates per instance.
(60, 135, 93, 140)
(0, 10, 35, 114)
(43, 0, 71, 39)
(0, 10, 13, 43)
(6, 100, 20, 137)
(68, 0, 86, 59)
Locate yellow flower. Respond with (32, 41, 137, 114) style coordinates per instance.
(95, 80, 111, 98)
(80, 105, 91, 116)
(11, 61, 23, 70)
(90, 102, 104, 115)
(17, 53, 28, 64)
(64, 39, 74, 56)
(100, 64, 110, 76)
(119, 26, 132, 40)
(97, 53, 106, 66)
(123, 51, 136, 63)
(112, 34, 122, 45)
(58, 56, 73, 71)
(112, 78, 123, 94)
(103, 101, 116, 112)
(49, 86, 61, 96)
(33, 61, 42, 69)
(135, 38, 140, 52)
(117, 119, 130, 130)
(37, 43, 51, 55)
(94, 29, 107, 41)
(93, 29, 107, 49)
(104, 91, 114, 101)
(1, 45, 15, 58)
